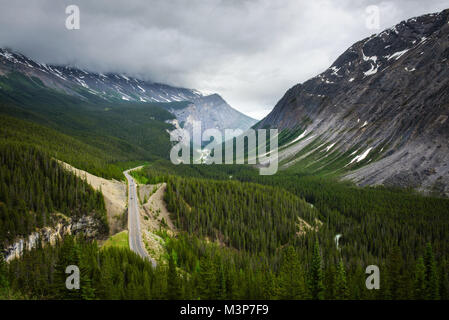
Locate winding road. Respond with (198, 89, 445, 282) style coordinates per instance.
(124, 169, 157, 267)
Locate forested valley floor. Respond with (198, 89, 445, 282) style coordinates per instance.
(1, 155, 448, 299)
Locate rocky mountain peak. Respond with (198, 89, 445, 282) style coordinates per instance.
(256, 9, 449, 196)
(0, 48, 256, 134)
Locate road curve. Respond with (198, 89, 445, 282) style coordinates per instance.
(124, 169, 157, 267)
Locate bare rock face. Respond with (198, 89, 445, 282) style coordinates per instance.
(167, 93, 257, 139)
(2, 215, 102, 262)
(256, 9, 449, 196)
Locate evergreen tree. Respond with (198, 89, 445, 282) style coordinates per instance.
(197, 256, 218, 299)
(439, 258, 448, 300)
(0, 253, 9, 294)
(79, 245, 96, 300)
(217, 263, 227, 300)
(261, 269, 277, 299)
(53, 236, 81, 299)
(424, 243, 439, 300)
(324, 264, 336, 300)
(167, 250, 181, 299)
(309, 241, 325, 300)
(413, 257, 426, 300)
(335, 260, 349, 300)
(278, 246, 307, 299)
(385, 246, 404, 299)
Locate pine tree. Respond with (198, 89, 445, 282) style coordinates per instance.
(335, 260, 349, 300)
(79, 245, 96, 300)
(0, 253, 9, 295)
(53, 236, 81, 299)
(438, 258, 448, 300)
(167, 250, 181, 299)
(278, 246, 307, 299)
(217, 263, 227, 300)
(324, 264, 336, 300)
(309, 241, 325, 300)
(424, 243, 439, 300)
(386, 246, 403, 299)
(261, 269, 277, 299)
(413, 257, 426, 300)
(197, 256, 218, 299)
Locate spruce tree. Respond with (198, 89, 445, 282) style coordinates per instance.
(424, 243, 439, 300)
(0, 253, 9, 295)
(197, 257, 218, 299)
(386, 246, 403, 299)
(278, 246, 307, 299)
(167, 250, 181, 299)
(413, 257, 426, 300)
(309, 241, 325, 300)
(217, 263, 227, 300)
(335, 260, 349, 300)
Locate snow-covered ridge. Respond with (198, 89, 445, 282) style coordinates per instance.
(309, 10, 446, 86)
(0, 47, 257, 137)
(0, 47, 204, 104)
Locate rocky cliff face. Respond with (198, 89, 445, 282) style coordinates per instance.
(167, 93, 257, 139)
(3, 215, 101, 262)
(257, 9, 449, 195)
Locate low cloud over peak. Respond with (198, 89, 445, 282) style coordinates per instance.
(0, 0, 447, 119)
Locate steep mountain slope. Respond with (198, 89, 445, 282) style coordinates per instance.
(257, 9, 449, 196)
(166, 93, 257, 137)
(0, 48, 201, 103)
(0, 48, 256, 132)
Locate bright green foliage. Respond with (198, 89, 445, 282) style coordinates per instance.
(102, 231, 129, 250)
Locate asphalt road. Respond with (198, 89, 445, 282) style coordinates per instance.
(124, 169, 157, 267)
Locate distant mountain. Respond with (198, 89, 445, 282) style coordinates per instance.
(257, 9, 449, 196)
(166, 93, 257, 140)
(0, 48, 256, 132)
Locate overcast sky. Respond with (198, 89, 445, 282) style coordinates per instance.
(0, 0, 447, 119)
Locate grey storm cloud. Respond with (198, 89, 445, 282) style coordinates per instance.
(0, 0, 448, 119)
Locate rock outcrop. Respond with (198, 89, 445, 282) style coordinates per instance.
(256, 9, 449, 195)
(3, 215, 101, 262)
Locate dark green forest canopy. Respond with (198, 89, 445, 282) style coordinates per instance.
(164, 176, 320, 255)
(138, 161, 449, 259)
(127, 161, 449, 299)
(0, 144, 108, 245)
(2, 230, 448, 300)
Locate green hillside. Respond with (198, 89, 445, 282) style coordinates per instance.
(0, 72, 178, 179)
(0, 144, 108, 245)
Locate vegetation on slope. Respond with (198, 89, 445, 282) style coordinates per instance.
(129, 161, 449, 299)
(0, 144, 108, 246)
(0, 72, 176, 179)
